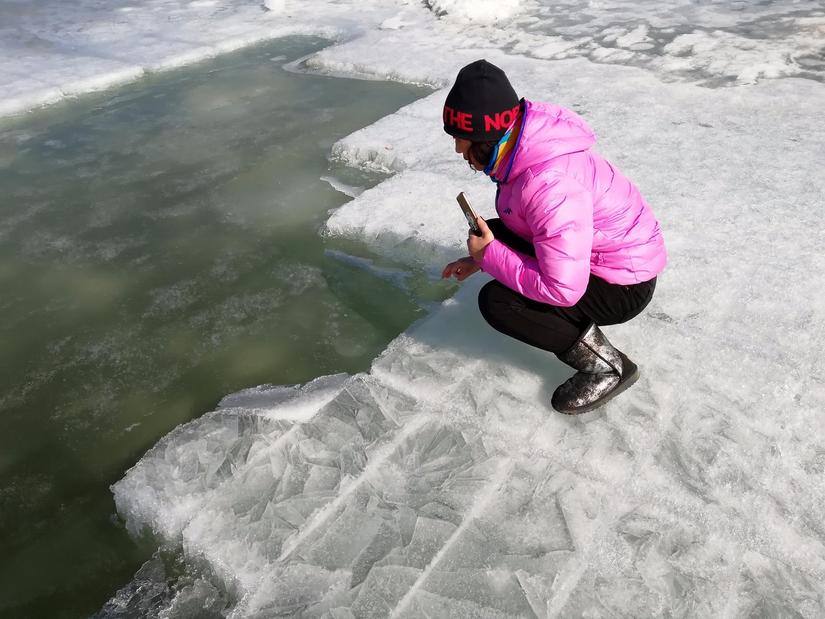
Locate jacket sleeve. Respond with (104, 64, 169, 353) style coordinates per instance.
(480, 175, 593, 307)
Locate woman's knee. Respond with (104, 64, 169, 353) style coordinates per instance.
(478, 280, 520, 327)
(615, 277, 658, 324)
(477, 280, 579, 353)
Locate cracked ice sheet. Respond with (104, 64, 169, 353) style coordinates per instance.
(139, 53, 825, 616)
(112, 319, 577, 617)
(112, 275, 825, 617)
(112, 279, 594, 617)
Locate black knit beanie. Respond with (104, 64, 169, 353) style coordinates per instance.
(443, 59, 520, 141)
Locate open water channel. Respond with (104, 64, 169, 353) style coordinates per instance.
(0, 36, 432, 617)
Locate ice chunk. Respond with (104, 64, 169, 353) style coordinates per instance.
(614, 24, 651, 49)
(324, 171, 490, 274)
(320, 175, 365, 198)
(424, 0, 523, 23)
(94, 553, 175, 618)
(324, 250, 411, 292)
(93, 550, 229, 619)
(661, 30, 807, 84)
(112, 375, 351, 539)
(239, 563, 351, 618)
(217, 373, 350, 421)
(734, 552, 823, 618)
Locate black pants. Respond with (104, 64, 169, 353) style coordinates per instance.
(478, 219, 656, 354)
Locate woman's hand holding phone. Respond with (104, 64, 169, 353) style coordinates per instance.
(455, 192, 494, 265)
(467, 215, 494, 263)
(442, 256, 480, 281)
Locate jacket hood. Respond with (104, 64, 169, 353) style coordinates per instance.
(499, 99, 596, 184)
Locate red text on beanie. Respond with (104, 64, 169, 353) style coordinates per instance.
(442, 59, 520, 142)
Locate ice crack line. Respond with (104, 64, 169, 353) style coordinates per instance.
(390, 458, 514, 618)
(277, 414, 430, 562)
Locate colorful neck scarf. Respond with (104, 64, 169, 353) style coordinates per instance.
(484, 109, 523, 181)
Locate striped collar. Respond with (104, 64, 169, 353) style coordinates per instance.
(484, 104, 524, 182)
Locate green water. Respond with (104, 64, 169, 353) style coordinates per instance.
(0, 37, 431, 618)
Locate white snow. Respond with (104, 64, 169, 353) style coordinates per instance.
(5, 0, 825, 616)
(613, 25, 650, 49)
(423, 0, 523, 24)
(661, 29, 804, 84)
(0, 0, 389, 116)
(2, 0, 824, 116)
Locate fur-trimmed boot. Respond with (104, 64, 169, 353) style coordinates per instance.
(551, 323, 639, 414)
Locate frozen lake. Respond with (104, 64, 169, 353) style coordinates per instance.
(0, 36, 430, 617)
(2, 0, 824, 617)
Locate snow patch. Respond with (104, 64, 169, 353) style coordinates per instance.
(262, 0, 285, 12)
(424, 0, 522, 23)
(662, 30, 803, 84)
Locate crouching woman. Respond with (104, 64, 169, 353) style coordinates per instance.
(441, 60, 667, 414)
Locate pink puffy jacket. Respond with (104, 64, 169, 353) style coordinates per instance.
(480, 99, 667, 307)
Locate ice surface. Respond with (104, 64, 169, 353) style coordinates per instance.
(305, 2, 825, 88)
(217, 374, 350, 421)
(2, 0, 825, 117)
(110, 44, 824, 619)
(0, 0, 396, 116)
(112, 252, 825, 618)
(324, 171, 485, 275)
(6, 0, 818, 616)
(423, 0, 523, 24)
(113, 317, 581, 617)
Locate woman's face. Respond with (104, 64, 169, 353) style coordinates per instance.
(454, 137, 484, 171)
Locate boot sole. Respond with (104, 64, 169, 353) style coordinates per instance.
(553, 361, 640, 416)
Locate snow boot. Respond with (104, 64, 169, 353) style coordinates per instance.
(551, 323, 639, 415)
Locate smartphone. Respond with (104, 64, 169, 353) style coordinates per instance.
(456, 192, 482, 236)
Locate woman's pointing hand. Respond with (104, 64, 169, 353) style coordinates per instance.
(441, 257, 480, 281)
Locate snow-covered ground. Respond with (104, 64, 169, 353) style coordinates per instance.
(2, 0, 824, 117)
(5, 0, 825, 617)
